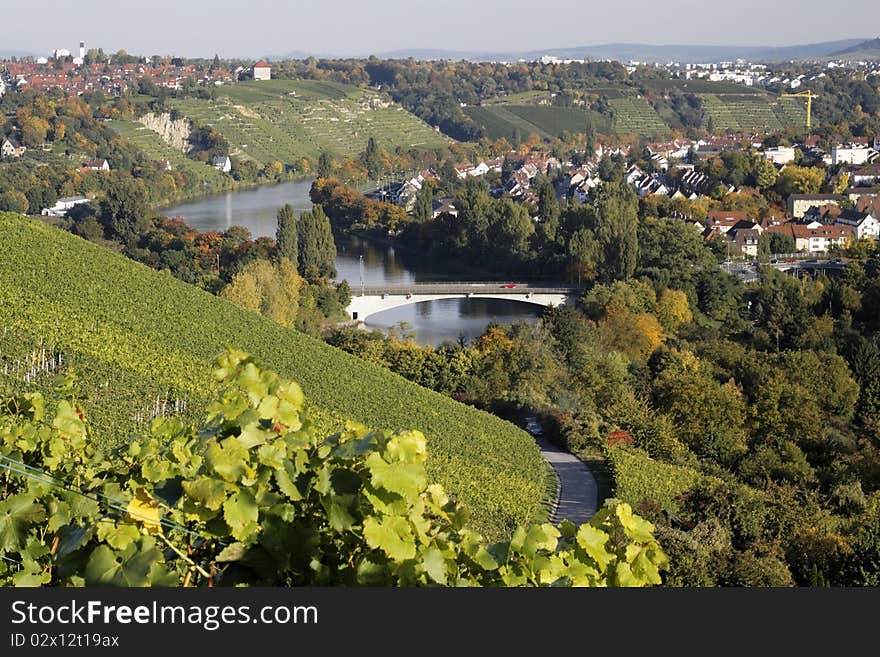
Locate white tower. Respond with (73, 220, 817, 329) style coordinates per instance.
(79, 41, 85, 59)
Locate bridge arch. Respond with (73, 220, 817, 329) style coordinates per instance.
(348, 292, 572, 322)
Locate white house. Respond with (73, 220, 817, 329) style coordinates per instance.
(41, 196, 90, 218)
(252, 61, 271, 81)
(1, 138, 26, 158)
(82, 158, 110, 172)
(762, 146, 797, 165)
(832, 144, 876, 166)
(836, 209, 880, 240)
(850, 163, 880, 187)
(212, 155, 232, 173)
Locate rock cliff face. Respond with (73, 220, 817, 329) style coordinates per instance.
(138, 112, 192, 152)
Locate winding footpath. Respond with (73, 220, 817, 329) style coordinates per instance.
(526, 417, 599, 526)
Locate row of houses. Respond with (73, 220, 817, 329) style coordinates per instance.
(2, 59, 239, 97)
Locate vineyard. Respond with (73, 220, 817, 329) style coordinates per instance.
(0, 353, 666, 587)
(166, 80, 449, 165)
(463, 104, 610, 141)
(606, 446, 707, 514)
(608, 96, 670, 136)
(698, 94, 807, 133)
(0, 214, 548, 539)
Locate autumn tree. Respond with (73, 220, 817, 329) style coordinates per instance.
(656, 288, 693, 332)
(775, 165, 826, 196)
(220, 259, 304, 327)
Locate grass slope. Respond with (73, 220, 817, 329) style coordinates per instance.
(0, 214, 547, 538)
(167, 80, 449, 165)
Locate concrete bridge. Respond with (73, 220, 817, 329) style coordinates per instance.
(347, 283, 579, 321)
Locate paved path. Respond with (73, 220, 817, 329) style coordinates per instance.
(526, 418, 599, 526)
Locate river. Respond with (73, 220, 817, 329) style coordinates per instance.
(161, 180, 544, 345)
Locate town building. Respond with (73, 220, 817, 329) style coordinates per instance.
(762, 146, 797, 165)
(788, 194, 841, 219)
(211, 155, 232, 173)
(82, 158, 110, 172)
(832, 143, 877, 166)
(1, 138, 26, 158)
(252, 61, 271, 81)
(41, 196, 90, 218)
(835, 209, 880, 240)
(767, 222, 852, 252)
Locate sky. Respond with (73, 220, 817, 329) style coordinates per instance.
(2, 0, 876, 58)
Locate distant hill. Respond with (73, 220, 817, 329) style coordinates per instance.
(264, 39, 869, 64)
(831, 37, 880, 59)
(370, 40, 868, 64)
(0, 49, 35, 59)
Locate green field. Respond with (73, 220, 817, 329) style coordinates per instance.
(0, 214, 548, 539)
(608, 96, 670, 136)
(464, 104, 610, 141)
(166, 80, 449, 165)
(699, 94, 807, 132)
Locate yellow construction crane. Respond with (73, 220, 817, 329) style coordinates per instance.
(782, 90, 820, 132)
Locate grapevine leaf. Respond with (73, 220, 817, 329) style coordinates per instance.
(385, 431, 427, 464)
(96, 519, 140, 550)
(216, 542, 248, 563)
(274, 466, 302, 501)
(363, 516, 416, 561)
(13, 571, 46, 587)
(238, 421, 271, 449)
(257, 442, 286, 469)
(616, 503, 655, 543)
(51, 400, 85, 440)
(205, 437, 251, 483)
(126, 489, 163, 533)
(0, 494, 46, 552)
(182, 477, 228, 511)
(421, 547, 447, 585)
(326, 496, 356, 532)
(84, 541, 161, 587)
(223, 490, 259, 541)
(365, 452, 426, 499)
(576, 524, 614, 571)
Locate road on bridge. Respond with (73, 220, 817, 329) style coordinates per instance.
(354, 282, 581, 296)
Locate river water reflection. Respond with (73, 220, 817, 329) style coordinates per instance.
(163, 180, 545, 345)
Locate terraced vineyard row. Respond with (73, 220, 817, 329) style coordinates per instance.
(167, 81, 448, 165)
(699, 94, 808, 132)
(0, 214, 548, 539)
(608, 96, 670, 136)
(464, 105, 552, 141)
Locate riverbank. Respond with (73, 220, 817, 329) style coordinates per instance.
(155, 174, 316, 216)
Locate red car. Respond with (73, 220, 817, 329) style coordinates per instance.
(502, 283, 517, 289)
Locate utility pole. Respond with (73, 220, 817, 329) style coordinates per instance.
(359, 254, 364, 297)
